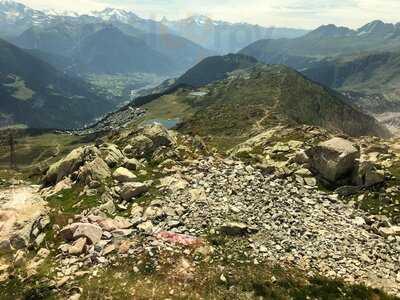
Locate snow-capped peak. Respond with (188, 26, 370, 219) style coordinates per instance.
(91, 7, 140, 23)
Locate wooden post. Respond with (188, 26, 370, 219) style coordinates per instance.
(8, 131, 16, 170)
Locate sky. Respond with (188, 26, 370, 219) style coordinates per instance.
(18, 0, 400, 29)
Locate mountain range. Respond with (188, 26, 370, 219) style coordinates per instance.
(161, 15, 309, 53)
(240, 20, 400, 70)
(0, 38, 113, 128)
(302, 51, 400, 114)
(0, 0, 308, 57)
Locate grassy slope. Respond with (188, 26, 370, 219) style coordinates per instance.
(303, 51, 400, 97)
(178, 66, 389, 146)
(0, 39, 113, 129)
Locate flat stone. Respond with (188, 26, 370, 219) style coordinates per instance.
(112, 167, 137, 183)
(68, 237, 87, 256)
(137, 221, 154, 234)
(120, 182, 148, 200)
(72, 223, 103, 245)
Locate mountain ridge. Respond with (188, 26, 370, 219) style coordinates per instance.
(0, 38, 113, 128)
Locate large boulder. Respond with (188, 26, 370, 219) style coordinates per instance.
(77, 157, 111, 185)
(99, 144, 125, 168)
(126, 135, 154, 158)
(142, 124, 175, 148)
(60, 223, 103, 245)
(120, 182, 148, 200)
(125, 124, 176, 158)
(44, 147, 85, 185)
(306, 138, 360, 183)
(44, 146, 104, 185)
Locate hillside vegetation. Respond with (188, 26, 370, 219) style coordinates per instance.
(0, 39, 113, 128)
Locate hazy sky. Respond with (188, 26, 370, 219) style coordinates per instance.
(18, 0, 400, 29)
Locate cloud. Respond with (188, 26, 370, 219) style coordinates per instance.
(18, 0, 400, 29)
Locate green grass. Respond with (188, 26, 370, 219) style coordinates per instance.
(0, 130, 93, 173)
(3, 76, 35, 101)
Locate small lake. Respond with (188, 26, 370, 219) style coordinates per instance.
(142, 118, 181, 129)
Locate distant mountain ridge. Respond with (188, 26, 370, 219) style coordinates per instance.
(72, 26, 174, 75)
(175, 54, 259, 87)
(162, 15, 309, 53)
(0, 1, 308, 55)
(0, 38, 113, 128)
(302, 51, 400, 114)
(240, 20, 400, 70)
(3, 4, 214, 75)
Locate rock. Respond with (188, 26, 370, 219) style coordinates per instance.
(37, 216, 51, 231)
(112, 167, 137, 183)
(34, 233, 46, 247)
(355, 161, 385, 187)
(68, 237, 87, 255)
(78, 157, 111, 185)
(59, 224, 78, 242)
(44, 147, 86, 185)
(335, 185, 361, 197)
(37, 248, 50, 259)
(137, 221, 154, 234)
(120, 182, 148, 201)
(112, 229, 133, 238)
(130, 204, 144, 219)
(127, 135, 154, 158)
(124, 158, 142, 171)
(41, 177, 73, 199)
(13, 250, 26, 267)
(304, 177, 317, 187)
(98, 199, 116, 215)
(68, 293, 81, 300)
(159, 175, 188, 192)
(155, 231, 204, 247)
(125, 124, 175, 158)
(293, 150, 310, 165)
(9, 233, 29, 250)
(100, 144, 125, 168)
(220, 222, 258, 236)
(189, 188, 207, 202)
(56, 276, 70, 288)
(73, 223, 103, 245)
(378, 226, 400, 237)
(143, 206, 165, 221)
(0, 271, 9, 284)
(295, 168, 313, 177)
(96, 217, 132, 231)
(306, 138, 360, 183)
(364, 144, 389, 154)
(102, 244, 115, 256)
(0, 240, 12, 253)
(353, 217, 366, 226)
(142, 124, 175, 149)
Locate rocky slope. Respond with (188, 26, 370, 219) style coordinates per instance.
(1, 123, 400, 299)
